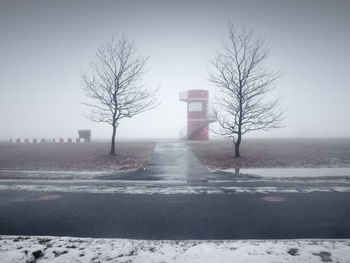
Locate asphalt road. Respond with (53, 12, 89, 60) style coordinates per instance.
(1, 141, 350, 239)
(0, 190, 349, 239)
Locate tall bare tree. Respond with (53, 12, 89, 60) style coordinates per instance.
(209, 25, 284, 157)
(82, 37, 158, 155)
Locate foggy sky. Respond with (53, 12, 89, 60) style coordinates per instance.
(1, 0, 350, 140)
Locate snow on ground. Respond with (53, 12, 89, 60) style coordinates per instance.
(221, 168, 350, 179)
(1, 181, 350, 194)
(0, 169, 139, 180)
(0, 169, 112, 175)
(0, 236, 349, 263)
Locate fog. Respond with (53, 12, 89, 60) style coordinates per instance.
(0, 0, 349, 140)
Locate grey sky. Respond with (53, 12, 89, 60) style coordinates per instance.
(0, 0, 349, 140)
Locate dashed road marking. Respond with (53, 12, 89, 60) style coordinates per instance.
(262, 196, 285, 202)
(39, 195, 62, 200)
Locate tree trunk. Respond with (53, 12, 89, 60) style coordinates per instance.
(234, 135, 241, 158)
(110, 125, 116, 155)
(234, 142, 240, 157)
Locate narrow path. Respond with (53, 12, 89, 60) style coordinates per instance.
(101, 141, 211, 181)
(144, 141, 210, 181)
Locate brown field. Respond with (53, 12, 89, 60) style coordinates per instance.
(186, 138, 350, 169)
(0, 141, 155, 172)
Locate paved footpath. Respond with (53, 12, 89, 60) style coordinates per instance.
(100, 141, 211, 181)
(1, 141, 350, 239)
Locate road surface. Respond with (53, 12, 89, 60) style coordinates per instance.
(1, 141, 350, 239)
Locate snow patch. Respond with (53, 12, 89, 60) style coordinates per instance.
(0, 236, 349, 263)
(222, 168, 350, 179)
(1, 183, 350, 194)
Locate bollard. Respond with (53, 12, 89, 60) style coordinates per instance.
(76, 138, 80, 143)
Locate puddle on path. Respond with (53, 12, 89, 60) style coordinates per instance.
(142, 141, 210, 181)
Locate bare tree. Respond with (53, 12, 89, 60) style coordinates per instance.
(82, 37, 158, 155)
(209, 25, 284, 157)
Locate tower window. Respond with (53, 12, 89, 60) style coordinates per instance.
(188, 102, 202, 112)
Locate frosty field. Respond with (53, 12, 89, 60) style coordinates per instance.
(187, 139, 350, 169)
(0, 141, 155, 179)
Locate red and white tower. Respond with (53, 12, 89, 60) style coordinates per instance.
(179, 90, 214, 140)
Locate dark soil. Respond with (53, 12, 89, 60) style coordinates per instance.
(186, 138, 350, 169)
